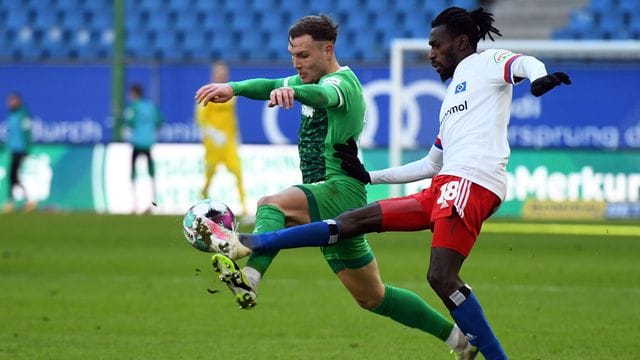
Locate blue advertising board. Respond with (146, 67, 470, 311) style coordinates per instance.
(1, 62, 639, 149)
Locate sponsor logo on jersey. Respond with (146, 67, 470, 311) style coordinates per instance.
(455, 81, 467, 94)
(322, 77, 342, 86)
(494, 50, 514, 63)
(441, 100, 468, 123)
(445, 101, 468, 115)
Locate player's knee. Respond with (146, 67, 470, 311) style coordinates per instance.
(256, 195, 277, 208)
(352, 291, 384, 310)
(427, 269, 456, 298)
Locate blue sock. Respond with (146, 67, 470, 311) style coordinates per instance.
(241, 220, 339, 251)
(449, 286, 507, 360)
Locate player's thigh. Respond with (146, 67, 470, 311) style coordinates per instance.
(204, 146, 224, 168)
(335, 259, 385, 309)
(430, 175, 501, 257)
(296, 178, 367, 221)
(378, 189, 435, 231)
(257, 186, 310, 226)
(297, 179, 373, 263)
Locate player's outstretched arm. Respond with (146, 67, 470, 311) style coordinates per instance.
(333, 138, 443, 185)
(510, 55, 571, 97)
(268, 83, 340, 109)
(195, 83, 235, 105)
(195, 78, 283, 105)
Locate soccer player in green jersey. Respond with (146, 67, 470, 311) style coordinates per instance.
(195, 14, 476, 358)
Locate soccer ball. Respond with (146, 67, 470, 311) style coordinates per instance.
(182, 199, 235, 252)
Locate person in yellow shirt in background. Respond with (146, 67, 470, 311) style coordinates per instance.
(195, 61, 248, 216)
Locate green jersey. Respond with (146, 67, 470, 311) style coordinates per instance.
(283, 67, 365, 183)
(230, 66, 366, 184)
(230, 67, 372, 267)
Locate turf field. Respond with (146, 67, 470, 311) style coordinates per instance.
(1, 213, 639, 359)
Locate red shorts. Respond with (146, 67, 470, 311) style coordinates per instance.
(377, 175, 501, 257)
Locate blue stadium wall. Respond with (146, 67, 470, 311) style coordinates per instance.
(1, 62, 639, 149)
(0, 61, 639, 219)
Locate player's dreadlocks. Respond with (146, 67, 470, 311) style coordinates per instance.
(431, 7, 502, 50)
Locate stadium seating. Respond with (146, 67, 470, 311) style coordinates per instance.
(0, 0, 479, 63)
(554, 0, 640, 40)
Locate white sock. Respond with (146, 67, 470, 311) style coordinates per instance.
(445, 324, 469, 352)
(242, 266, 262, 291)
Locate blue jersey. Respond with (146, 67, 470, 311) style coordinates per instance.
(124, 99, 163, 149)
(6, 106, 31, 153)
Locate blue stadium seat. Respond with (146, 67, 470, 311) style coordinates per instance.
(368, 0, 391, 14)
(619, 0, 640, 15)
(425, 0, 449, 14)
(343, 10, 370, 32)
(126, 31, 155, 59)
(266, 34, 287, 59)
(61, 10, 86, 31)
(352, 31, 382, 62)
(253, 0, 278, 13)
(32, 10, 59, 29)
(201, 11, 228, 33)
(140, 0, 164, 13)
(226, 0, 250, 13)
(589, 0, 615, 17)
(395, 0, 418, 13)
(90, 12, 111, 29)
(629, 13, 640, 38)
(238, 31, 265, 53)
(183, 32, 207, 52)
(229, 10, 254, 31)
(146, 12, 172, 33)
(211, 30, 233, 53)
(214, 31, 242, 60)
(451, 0, 479, 10)
(174, 12, 199, 31)
(334, 31, 354, 58)
(404, 10, 430, 33)
(374, 10, 399, 31)
(192, 0, 213, 13)
(308, 0, 336, 14)
(335, 0, 360, 13)
(599, 11, 625, 38)
(567, 9, 597, 36)
(6, 10, 29, 30)
(56, 0, 77, 10)
(167, 0, 191, 13)
(93, 29, 112, 58)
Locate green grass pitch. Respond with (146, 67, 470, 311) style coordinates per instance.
(1, 213, 639, 359)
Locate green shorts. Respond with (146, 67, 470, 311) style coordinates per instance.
(295, 176, 375, 273)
